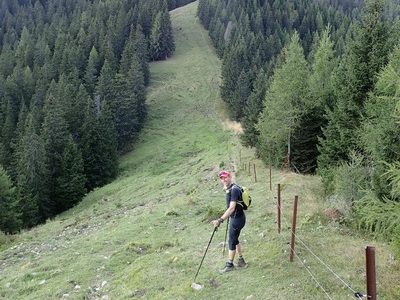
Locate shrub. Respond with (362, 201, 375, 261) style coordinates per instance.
(354, 191, 400, 256)
(323, 151, 369, 218)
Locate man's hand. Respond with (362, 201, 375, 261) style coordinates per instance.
(211, 218, 223, 228)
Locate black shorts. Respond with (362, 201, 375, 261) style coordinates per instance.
(228, 214, 246, 250)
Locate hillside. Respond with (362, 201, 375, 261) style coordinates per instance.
(1, 2, 399, 299)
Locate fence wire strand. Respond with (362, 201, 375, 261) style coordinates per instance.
(276, 228, 335, 300)
(274, 199, 364, 300)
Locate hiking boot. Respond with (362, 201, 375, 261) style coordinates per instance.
(219, 262, 236, 274)
(237, 257, 248, 268)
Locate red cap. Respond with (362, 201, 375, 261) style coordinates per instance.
(218, 171, 231, 178)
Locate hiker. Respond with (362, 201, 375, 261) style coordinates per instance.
(212, 171, 248, 273)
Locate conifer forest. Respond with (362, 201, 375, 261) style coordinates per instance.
(1, 0, 400, 257)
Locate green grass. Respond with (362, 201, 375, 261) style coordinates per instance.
(1, 2, 399, 299)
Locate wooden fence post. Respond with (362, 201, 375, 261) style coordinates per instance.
(269, 164, 272, 191)
(289, 195, 298, 262)
(366, 246, 377, 300)
(277, 184, 281, 234)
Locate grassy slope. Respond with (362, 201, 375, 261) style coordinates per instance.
(1, 2, 399, 299)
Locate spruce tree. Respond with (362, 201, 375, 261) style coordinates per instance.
(134, 25, 150, 86)
(83, 46, 100, 96)
(241, 69, 268, 148)
(292, 27, 335, 173)
(16, 114, 50, 227)
(318, 0, 390, 175)
(80, 97, 100, 191)
(112, 73, 140, 150)
(95, 59, 114, 105)
(361, 45, 400, 198)
(127, 53, 147, 125)
(56, 135, 86, 211)
(150, 6, 175, 61)
(80, 98, 117, 191)
(41, 93, 69, 215)
(0, 165, 20, 233)
(257, 32, 309, 170)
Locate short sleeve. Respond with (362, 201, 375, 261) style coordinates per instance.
(230, 186, 240, 202)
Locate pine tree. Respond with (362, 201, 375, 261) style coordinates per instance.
(220, 37, 249, 120)
(119, 30, 136, 76)
(70, 84, 90, 140)
(241, 69, 268, 148)
(308, 26, 336, 110)
(257, 32, 309, 170)
(112, 72, 140, 150)
(361, 44, 400, 198)
(134, 25, 150, 86)
(291, 27, 336, 173)
(0, 99, 17, 174)
(83, 46, 100, 96)
(95, 59, 114, 105)
(41, 93, 69, 215)
(127, 53, 147, 125)
(16, 114, 50, 227)
(318, 0, 390, 175)
(0, 165, 20, 233)
(150, 6, 175, 61)
(56, 135, 86, 211)
(80, 98, 118, 191)
(96, 100, 118, 182)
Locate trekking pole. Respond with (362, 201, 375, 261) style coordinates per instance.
(223, 218, 229, 257)
(194, 227, 217, 282)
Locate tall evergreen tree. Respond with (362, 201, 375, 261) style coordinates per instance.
(0, 165, 20, 233)
(134, 25, 150, 86)
(257, 32, 309, 170)
(241, 69, 268, 148)
(150, 5, 175, 61)
(83, 46, 100, 96)
(41, 93, 69, 215)
(318, 0, 390, 174)
(56, 134, 86, 212)
(361, 44, 400, 198)
(80, 98, 118, 191)
(15, 114, 50, 227)
(291, 27, 336, 173)
(220, 37, 249, 120)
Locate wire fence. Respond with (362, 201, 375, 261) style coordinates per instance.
(239, 161, 375, 299)
(274, 197, 365, 299)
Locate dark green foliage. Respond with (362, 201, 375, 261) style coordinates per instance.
(0, 0, 175, 229)
(198, 0, 353, 121)
(41, 93, 70, 215)
(0, 165, 20, 234)
(83, 46, 100, 96)
(354, 191, 400, 255)
(240, 69, 268, 148)
(258, 32, 309, 171)
(15, 114, 50, 227)
(80, 98, 118, 191)
(56, 135, 86, 212)
(318, 0, 391, 175)
(150, 8, 175, 61)
(360, 45, 400, 199)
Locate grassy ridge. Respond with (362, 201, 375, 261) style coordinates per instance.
(1, 2, 399, 299)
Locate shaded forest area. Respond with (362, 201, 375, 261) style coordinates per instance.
(198, 0, 400, 255)
(0, 0, 196, 233)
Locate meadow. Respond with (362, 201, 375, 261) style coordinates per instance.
(0, 2, 399, 299)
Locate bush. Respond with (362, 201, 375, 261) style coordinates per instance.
(354, 191, 400, 257)
(323, 152, 369, 218)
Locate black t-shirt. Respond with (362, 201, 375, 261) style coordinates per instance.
(225, 184, 244, 218)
